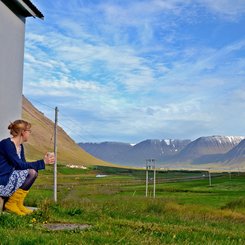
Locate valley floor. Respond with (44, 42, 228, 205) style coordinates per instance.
(1, 165, 245, 244)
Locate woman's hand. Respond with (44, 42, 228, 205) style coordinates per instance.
(44, 152, 55, 164)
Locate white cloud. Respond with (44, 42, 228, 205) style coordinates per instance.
(23, 0, 245, 142)
(198, 0, 245, 19)
(25, 28, 158, 93)
(31, 80, 101, 92)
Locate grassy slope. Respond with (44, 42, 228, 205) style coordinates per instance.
(22, 96, 114, 167)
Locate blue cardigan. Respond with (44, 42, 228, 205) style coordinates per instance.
(0, 138, 45, 186)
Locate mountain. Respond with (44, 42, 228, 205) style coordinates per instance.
(78, 142, 132, 163)
(172, 136, 245, 164)
(79, 139, 191, 166)
(223, 139, 245, 165)
(118, 139, 191, 166)
(79, 141, 133, 165)
(79, 136, 245, 168)
(22, 96, 113, 167)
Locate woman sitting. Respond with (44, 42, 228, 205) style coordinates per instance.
(0, 119, 54, 215)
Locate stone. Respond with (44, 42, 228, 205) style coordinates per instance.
(44, 223, 91, 231)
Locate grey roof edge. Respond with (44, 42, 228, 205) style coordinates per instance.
(1, 0, 44, 19)
(21, 0, 44, 19)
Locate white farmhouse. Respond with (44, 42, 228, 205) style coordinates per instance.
(0, 0, 43, 139)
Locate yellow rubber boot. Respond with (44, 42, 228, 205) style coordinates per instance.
(4, 190, 25, 215)
(18, 189, 33, 215)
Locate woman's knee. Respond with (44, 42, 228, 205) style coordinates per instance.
(28, 169, 38, 179)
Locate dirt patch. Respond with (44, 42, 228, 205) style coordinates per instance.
(44, 223, 91, 231)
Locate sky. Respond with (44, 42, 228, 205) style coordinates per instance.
(23, 0, 245, 143)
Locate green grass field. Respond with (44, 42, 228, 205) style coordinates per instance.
(1, 165, 245, 244)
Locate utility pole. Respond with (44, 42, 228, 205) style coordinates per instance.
(153, 160, 156, 198)
(145, 159, 156, 198)
(229, 171, 232, 180)
(54, 106, 58, 202)
(208, 170, 212, 187)
(145, 162, 149, 197)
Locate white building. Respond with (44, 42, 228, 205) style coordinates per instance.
(0, 0, 43, 139)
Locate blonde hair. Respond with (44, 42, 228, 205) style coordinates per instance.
(8, 120, 31, 137)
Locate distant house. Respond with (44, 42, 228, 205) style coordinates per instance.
(0, 0, 43, 139)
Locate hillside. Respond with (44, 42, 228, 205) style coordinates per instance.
(22, 96, 113, 167)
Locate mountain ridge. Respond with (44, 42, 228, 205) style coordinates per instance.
(79, 136, 245, 168)
(79, 139, 191, 166)
(172, 135, 245, 164)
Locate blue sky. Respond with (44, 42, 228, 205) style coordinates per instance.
(24, 0, 245, 143)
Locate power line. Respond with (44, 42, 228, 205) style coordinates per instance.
(28, 97, 55, 110)
(58, 112, 102, 142)
(27, 97, 103, 142)
(58, 121, 92, 142)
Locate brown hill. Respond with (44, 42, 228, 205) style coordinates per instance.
(22, 96, 113, 167)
